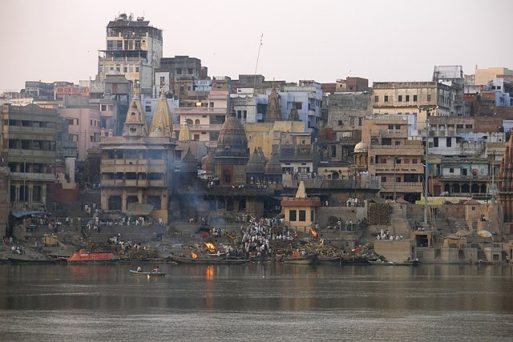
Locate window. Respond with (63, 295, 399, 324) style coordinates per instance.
(398, 95, 402, 102)
(374, 95, 379, 102)
(384, 95, 389, 102)
(381, 176, 387, 182)
(188, 68, 193, 74)
(381, 138, 392, 145)
(299, 210, 306, 222)
(338, 120, 343, 126)
(446, 137, 452, 147)
(433, 137, 439, 147)
(427, 94, 432, 102)
(465, 124, 472, 129)
(193, 134, 200, 141)
(358, 118, 363, 126)
(405, 95, 410, 102)
(176, 68, 182, 75)
(395, 141, 400, 145)
(413, 95, 418, 102)
(243, 110, 247, 119)
(289, 210, 297, 221)
(396, 177, 401, 182)
(101, 104, 107, 111)
(412, 159, 417, 164)
(449, 168, 454, 173)
(135, 67, 139, 72)
(145, 105, 152, 112)
(160, 76, 166, 85)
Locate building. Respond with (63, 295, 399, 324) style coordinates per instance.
(245, 120, 305, 159)
(154, 55, 205, 97)
(1, 104, 69, 209)
(335, 77, 369, 92)
(99, 89, 175, 223)
(58, 97, 101, 161)
(362, 115, 424, 202)
(475, 67, 513, 86)
(372, 81, 457, 125)
(281, 181, 320, 231)
(433, 65, 465, 116)
(325, 92, 372, 163)
(0, 165, 9, 237)
(97, 14, 163, 96)
(174, 90, 229, 146)
(279, 80, 323, 132)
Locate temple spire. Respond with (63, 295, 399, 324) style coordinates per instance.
(122, 83, 148, 137)
(178, 123, 191, 142)
(149, 89, 173, 137)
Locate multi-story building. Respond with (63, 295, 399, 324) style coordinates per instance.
(361, 115, 424, 202)
(279, 80, 323, 132)
(1, 104, 68, 209)
(433, 65, 465, 116)
(325, 92, 372, 163)
(154, 55, 205, 97)
(97, 14, 162, 96)
(474, 67, 513, 86)
(58, 96, 101, 161)
(100, 90, 175, 223)
(372, 81, 457, 126)
(174, 90, 229, 146)
(335, 77, 369, 92)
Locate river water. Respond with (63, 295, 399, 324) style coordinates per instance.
(0, 263, 511, 341)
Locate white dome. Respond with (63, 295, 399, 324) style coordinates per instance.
(354, 141, 368, 153)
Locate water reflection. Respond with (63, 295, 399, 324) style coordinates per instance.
(0, 264, 511, 341)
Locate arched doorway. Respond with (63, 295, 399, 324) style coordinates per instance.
(471, 184, 479, 193)
(461, 183, 470, 193)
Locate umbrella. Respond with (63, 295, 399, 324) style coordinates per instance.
(477, 230, 492, 238)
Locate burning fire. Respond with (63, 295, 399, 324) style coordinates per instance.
(205, 242, 216, 253)
(309, 228, 319, 240)
(191, 251, 198, 259)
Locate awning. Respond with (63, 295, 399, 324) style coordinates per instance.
(11, 210, 47, 219)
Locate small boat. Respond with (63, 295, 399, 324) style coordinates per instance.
(129, 270, 166, 277)
(282, 254, 317, 265)
(368, 259, 419, 266)
(67, 249, 119, 263)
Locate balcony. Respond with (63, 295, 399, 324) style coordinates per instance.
(381, 182, 423, 193)
(373, 165, 424, 174)
(8, 126, 55, 135)
(101, 179, 167, 188)
(10, 172, 55, 182)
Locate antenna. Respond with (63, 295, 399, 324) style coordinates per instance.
(253, 34, 263, 92)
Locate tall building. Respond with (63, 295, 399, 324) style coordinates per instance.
(361, 115, 424, 202)
(1, 104, 71, 209)
(97, 13, 163, 95)
(100, 89, 175, 223)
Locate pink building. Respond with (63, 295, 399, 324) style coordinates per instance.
(59, 107, 101, 160)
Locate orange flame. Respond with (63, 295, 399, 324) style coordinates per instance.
(309, 228, 318, 240)
(191, 251, 198, 259)
(205, 242, 216, 253)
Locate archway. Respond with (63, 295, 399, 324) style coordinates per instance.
(452, 184, 460, 193)
(480, 184, 487, 193)
(471, 184, 479, 193)
(461, 183, 470, 193)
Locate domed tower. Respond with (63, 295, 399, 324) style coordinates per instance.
(246, 148, 266, 184)
(265, 149, 282, 183)
(353, 141, 368, 172)
(213, 115, 249, 186)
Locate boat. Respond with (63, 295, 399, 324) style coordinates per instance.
(282, 254, 317, 265)
(368, 259, 419, 266)
(67, 249, 119, 263)
(317, 256, 342, 265)
(169, 255, 248, 265)
(129, 270, 166, 277)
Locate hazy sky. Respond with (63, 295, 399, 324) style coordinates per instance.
(1, 0, 512, 91)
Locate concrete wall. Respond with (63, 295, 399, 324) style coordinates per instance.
(374, 240, 414, 262)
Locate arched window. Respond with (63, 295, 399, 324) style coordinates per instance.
(444, 184, 450, 193)
(471, 184, 479, 193)
(195, 119, 200, 125)
(186, 119, 193, 125)
(480, 184, 487, 193)
(461, 184, 470, 193)
(452, 184, 460, 193)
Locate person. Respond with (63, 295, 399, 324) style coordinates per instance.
(152, 266, 160, 273)
(136, 266, 142, 272)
